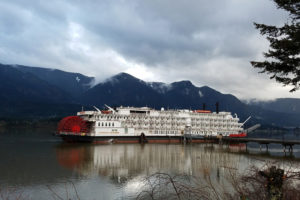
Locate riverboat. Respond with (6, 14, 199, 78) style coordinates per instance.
(57, 105, 248, 143)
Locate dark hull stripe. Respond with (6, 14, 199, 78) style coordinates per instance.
(59, 135, 214, 144)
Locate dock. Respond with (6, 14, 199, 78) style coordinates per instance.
(182, 134, 300, 153)
(216, 137, 300, 152)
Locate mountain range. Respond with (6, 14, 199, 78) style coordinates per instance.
(0, 63, 300, 128)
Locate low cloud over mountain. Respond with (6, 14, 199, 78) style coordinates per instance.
(1, 64, 300, 127)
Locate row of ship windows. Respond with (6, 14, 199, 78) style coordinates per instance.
(98, 122, 115, 127)
(154, 130, 178, 134)
(95, 115, 231, 121)
(97, 119, 237, 124)
(124, 123, 238, 128)
(95, 116, 129, 120)
(153, 130, 217, 135)
(96, 122, 239, 128)
(143, 127, 239, 131)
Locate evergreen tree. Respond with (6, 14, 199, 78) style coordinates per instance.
(251, 0, 300, 92)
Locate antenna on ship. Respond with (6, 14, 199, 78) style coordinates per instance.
(216, 102, 219, 114)
(93, 106, 101, 112)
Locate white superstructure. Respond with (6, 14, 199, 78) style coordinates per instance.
(77, 106, 244, 137)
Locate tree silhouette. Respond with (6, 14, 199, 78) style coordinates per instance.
(251, 0, 300, 92)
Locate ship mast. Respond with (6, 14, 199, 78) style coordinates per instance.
(104, 104, 116, 114)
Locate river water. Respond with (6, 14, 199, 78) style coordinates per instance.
(0, 128, 300, 199)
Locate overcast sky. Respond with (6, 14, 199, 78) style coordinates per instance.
(0, 0, 298, 100)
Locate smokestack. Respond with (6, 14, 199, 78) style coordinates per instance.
(216, 102, 219, 114)
(202, 103, 206, 110)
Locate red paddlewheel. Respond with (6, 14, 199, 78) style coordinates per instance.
(57, 116, 90, 135)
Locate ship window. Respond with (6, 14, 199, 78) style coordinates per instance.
(102, 122, 104, 126)
(112, 122, 114, 127)
(105, 123, 107, 126)
(98, 122, 100, 126)
(109, 123, 111, 127)
(130, 110, 146, 114)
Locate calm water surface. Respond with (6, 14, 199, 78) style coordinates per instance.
(0, 128, 300, 199)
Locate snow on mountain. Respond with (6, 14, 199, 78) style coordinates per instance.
(198, 90, 204, 97)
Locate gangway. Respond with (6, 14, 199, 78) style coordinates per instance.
(245, 124, 261, 133)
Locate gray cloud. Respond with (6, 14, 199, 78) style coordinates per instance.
(0, 0, 298, 100)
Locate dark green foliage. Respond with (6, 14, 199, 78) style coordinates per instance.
(251, 0, 300, 92)
(259, 166, 284, 200)
(0, 64, 90, 120)
(0, 64, 71, 104)
(16, 65, 94, 98)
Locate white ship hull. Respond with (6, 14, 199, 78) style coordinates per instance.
(57, 106, 246, 143)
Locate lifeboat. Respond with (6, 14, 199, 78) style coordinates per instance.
(193, 110, 211, 113)
(101, 110, 112, 114)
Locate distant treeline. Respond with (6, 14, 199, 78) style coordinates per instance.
(0, 117, 60, 130)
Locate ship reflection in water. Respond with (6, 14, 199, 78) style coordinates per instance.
(56, 143, 248, 182)
(2, 129, 300, 200)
